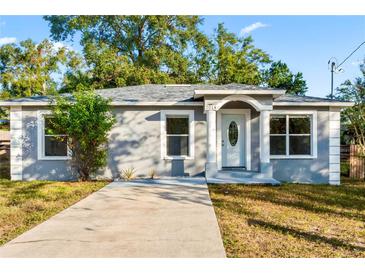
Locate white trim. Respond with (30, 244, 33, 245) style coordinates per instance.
(260, 110, 271, 164)
(206, 110, 217, 164)
(217, 109, 251, 170)
(0, 101, 204, 107)
(10, 106, 23, 180)
(328, 107, 341, 185)
(37, 110, 71, 161)
(194, 89, 285, 98)
(269, 110, 318, 159)
(213, 94, 272, 112)
(273, 101, 354, 107)
(160, 109, 195, 160)
(0, 100, 354, 108)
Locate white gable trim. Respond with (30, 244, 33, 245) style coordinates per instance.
(213, 94, 272, 112)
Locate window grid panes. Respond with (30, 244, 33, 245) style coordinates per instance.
(166, 116, 189, 156)
(270, 114, 312, 156)
(270, 115, 286, 155)
(44, 116, 68, 157)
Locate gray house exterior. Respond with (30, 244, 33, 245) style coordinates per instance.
(0, 84, 354, 184)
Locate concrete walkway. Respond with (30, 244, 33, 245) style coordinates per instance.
(0, 178, 225, 258)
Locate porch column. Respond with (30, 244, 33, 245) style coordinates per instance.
(260, 110, 272, 177)
(206, 109, 217, 177)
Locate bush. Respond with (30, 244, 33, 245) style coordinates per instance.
(50, 90, 115, 181)
(148, 169, 157, 179)
(120, 167, 136, 181)
(341, 162, 350, 177)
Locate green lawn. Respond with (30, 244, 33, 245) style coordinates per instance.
(208, 178, 365, 258)
(0, 179, 108, 245)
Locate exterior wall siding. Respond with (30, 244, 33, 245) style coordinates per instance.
(270, 106, 330, 183)
(328, 107, 341, 185)
(21, 106, 206, 181)
(19, 104, 332, 184)
(10, 106, 23, 180)
(22, 107, 73, 181)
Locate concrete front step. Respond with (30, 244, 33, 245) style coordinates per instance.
(207, 170, 281, 185)
(206, 177, 280, 185)
(217, 170, 268, 179)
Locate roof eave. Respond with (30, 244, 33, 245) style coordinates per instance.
(0, 101, 204, 107)
(273, 102, 355, 107)
(193, 89, 286, 99)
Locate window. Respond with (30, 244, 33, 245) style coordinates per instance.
(44, 117, 68, 157)
(228, 121, 238, 146)
(166, 116, 189, 156)
(38, 110, 70, 160)
(270, 112, 317, 158)
(161, 110, 194, 159)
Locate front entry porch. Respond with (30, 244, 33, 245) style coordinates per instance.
(203, 94, 280, 185)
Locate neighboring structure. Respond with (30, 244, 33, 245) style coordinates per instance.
(0, 84, 354, 184)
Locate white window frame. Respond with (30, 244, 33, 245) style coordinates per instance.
(37, 110, 71, 160)
(160, 110, 195, 160)
(270, 110, 317, 159)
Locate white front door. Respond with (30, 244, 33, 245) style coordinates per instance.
(222, 114, 245, 167)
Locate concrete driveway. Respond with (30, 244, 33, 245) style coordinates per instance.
(0, 178, 225, 258)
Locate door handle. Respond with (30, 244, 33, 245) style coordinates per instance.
(222, 140, 224, 147)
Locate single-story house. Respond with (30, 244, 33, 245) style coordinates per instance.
(0, 84, 354, 184)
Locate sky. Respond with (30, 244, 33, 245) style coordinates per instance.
(0, 15, 364, 98)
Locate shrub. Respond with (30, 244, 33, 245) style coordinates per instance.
(50, 90, 115, 181)
(149, 169, 156, 179)
(121, 167, 136, 181)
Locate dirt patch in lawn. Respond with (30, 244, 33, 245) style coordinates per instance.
(208, 179, 365, 258)
(0, 179, 108, 245)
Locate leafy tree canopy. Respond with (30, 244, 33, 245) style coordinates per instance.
(214, 23, 271, 85)
(0, 16, 308, 100)
(264, 61, 308, 95)
(44, 16, 306, 92)
(0, 39, 72, 98)
(334, 59, 365, 151)
(44, 15, 213, 86)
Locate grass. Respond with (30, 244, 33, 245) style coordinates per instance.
(0, 179, 108, 245)
(208, 178, 365, 258)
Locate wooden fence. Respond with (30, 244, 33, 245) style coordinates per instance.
(341, 144, 365, 179)
(0, 130, 10, 179)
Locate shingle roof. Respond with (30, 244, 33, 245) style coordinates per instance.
(0, 84, 353, 106)
(95, 84, 285, 102)
(273, 94, 346, 103)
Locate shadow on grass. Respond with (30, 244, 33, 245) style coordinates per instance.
(247, 218, 365, 252)
(209, 183, 365, 221)
(4, 181, 53, 206)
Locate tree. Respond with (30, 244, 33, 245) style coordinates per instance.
(264, 61, 308, 95)
(50, 90, 115, 181)
(0, 39, 69, 98)
(334, 59, 365, 152)
(214, 23, 271, 85)
(44, 15, 213, 86)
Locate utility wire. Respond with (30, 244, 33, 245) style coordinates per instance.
(338, 41, 365, 67)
